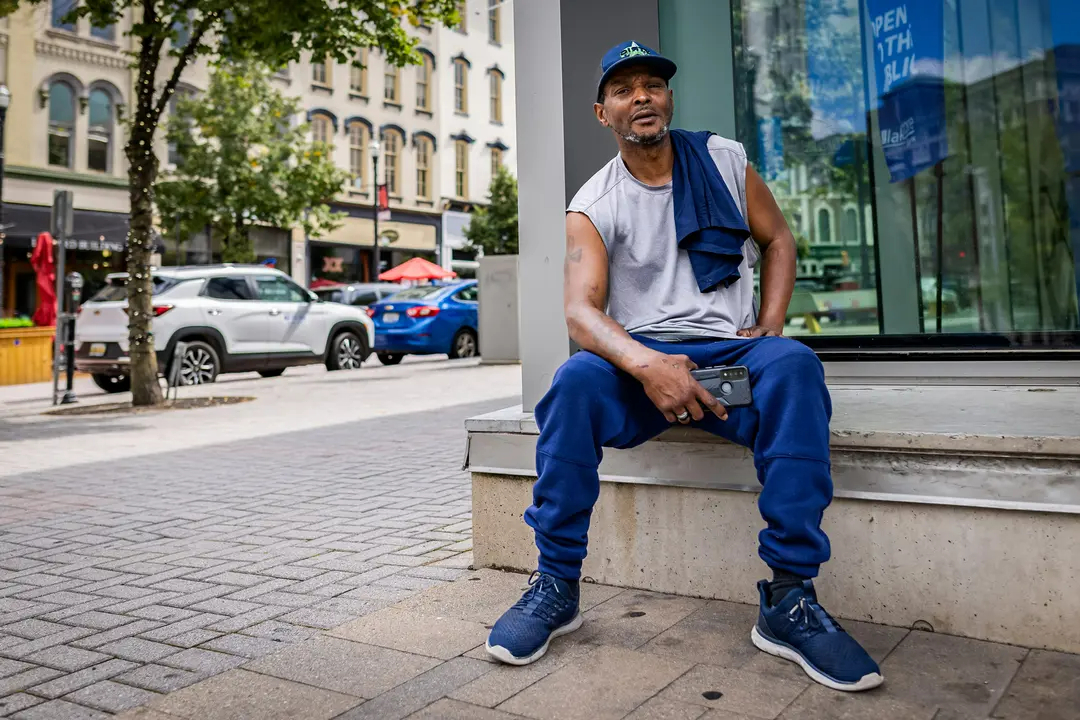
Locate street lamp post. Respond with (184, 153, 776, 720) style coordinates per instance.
(369, 138, 381, 283)
(0, 85, 10, 318)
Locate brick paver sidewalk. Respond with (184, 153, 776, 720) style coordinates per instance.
(101, 568, 1079, 720)
(0, 395, 514, 718)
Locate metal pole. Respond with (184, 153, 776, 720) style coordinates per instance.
(52, 238, 66, 405)
(51, 191, 72, 405)
(372, 156, 381, 282)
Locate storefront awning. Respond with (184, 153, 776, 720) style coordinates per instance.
(2, 203, 130, 252)
(317, 216, 436, 253)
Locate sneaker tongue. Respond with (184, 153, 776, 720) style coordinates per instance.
(775, 580, 816, 609)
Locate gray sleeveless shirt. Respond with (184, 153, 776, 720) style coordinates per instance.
(567, 134, 759, 340)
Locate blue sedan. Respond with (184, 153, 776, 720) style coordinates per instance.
(368, 281, 479, 365)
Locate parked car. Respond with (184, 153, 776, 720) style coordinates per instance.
(367, 280, 479, 365)
(74, 265, 375, 393)
(312, 282, 404, 308)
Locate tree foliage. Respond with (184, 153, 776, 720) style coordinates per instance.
(156, 61, 348, 263)
(0, 0, 458, 405)
(464, 166, 519, 256)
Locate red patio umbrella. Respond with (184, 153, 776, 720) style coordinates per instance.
(378, 257, 457, 283)
(30, 232, 57, 328)
(309, 278, 344, 290)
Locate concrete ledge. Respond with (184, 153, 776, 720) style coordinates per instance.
(473, 472, 1080, 654)
(467, 384, 1080, 652)
(465, 385, 1080, 513)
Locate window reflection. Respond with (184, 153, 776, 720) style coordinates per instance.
(726, 0, 1080, 345)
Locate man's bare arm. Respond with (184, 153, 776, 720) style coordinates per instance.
(563, 212, 654, 374)
(564, 212, 725, 423)
(738, 165, 797, 337)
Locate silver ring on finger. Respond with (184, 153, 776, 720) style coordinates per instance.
(676, 410, 691, 423)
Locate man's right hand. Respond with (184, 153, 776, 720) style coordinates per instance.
(632, 352, 727, 424)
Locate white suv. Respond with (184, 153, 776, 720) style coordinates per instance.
(74, 265, 375, 393)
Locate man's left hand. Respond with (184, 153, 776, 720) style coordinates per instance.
(736, 324, 783, 338)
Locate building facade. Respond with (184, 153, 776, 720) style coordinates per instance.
(436, 0, 517, 276)
(0, 1, 516, 318)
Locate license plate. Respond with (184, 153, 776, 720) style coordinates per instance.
(89, 343, 107, 357)
(382, 313, 399, 323)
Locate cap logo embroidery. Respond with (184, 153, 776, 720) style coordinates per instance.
(619, 41, 650, 60)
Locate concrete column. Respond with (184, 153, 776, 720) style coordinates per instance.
(515, 0, 569, 411)
(6, 7, 37, 168)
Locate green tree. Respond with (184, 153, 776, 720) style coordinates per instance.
(156, 61, 348, 264)
(0, 0, 458, 406)
(464, 166, 518, 256)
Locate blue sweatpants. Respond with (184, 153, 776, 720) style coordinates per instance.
(524, 336, 833, 581)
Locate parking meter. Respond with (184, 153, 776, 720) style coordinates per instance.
(67, 271, 84, 311)
(60, 271, 84, 404)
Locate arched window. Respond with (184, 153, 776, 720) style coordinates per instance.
(842, 207, 859, 245)
(384, 64, 400, 103)
(382, 129, 402, 195)
(351, 49, 368, 95)
(453, 58, 469, 114)
(816, 207, 833, 244)
(489, 68, 504, 123)
(454, 139, 469, 198)
(48, 81, 75, 168)
(87, 88, 114, 173)
(416, 53, 433, 111)
(416, 135, 433, 200)
(348, 121, 369, 190)
(311, 114, 332, 145)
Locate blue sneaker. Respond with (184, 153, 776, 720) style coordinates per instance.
(486, 572, 582, 665)
(751, 579, 884, 692)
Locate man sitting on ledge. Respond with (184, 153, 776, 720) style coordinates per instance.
(484, 40, 883, 693)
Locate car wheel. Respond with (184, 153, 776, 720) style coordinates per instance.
(258, 368, 286, 378)
(92, 373, 130, 394)
(177, 341, 220, 386)
(449, 328, 479, 359)
(327, 331, 366, 371)
(376, 352, 404, 366)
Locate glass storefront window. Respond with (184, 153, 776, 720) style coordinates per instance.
(668, 0, 1080, 350)
(309, 243, 362, 286)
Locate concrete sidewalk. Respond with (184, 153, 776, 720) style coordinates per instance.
(101, 568, 1077, 720)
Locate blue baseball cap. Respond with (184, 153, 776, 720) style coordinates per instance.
(596, 40, 677, 102)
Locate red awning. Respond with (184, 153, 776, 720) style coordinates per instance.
(378, 257, 457, 282)
(30, 232, 57, 328)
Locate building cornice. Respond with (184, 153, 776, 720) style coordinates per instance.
(35, 39, 129, 70)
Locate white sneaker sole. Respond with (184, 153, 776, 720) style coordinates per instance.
(751, 625, 884, 692)
(485, 612, 584, 666)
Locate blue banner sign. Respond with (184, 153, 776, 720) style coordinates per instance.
(866, 1, 947, 182)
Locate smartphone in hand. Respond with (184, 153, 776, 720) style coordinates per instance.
(690, 365, 752, 408)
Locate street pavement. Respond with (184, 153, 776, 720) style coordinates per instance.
(0, 359, 519, 717)
(3, 360, 1079, 719)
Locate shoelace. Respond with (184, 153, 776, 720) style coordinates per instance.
(787, 596, 843, 634)
(512, 572, 570, 624)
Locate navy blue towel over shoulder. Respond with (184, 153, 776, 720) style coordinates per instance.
(670, 129, 750, 293)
